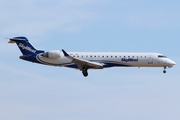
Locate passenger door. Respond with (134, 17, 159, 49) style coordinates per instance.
(148, 55, 153, 64)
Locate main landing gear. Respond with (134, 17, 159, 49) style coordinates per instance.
(82, 68, 88, 77)
(163, 67, 166, 74)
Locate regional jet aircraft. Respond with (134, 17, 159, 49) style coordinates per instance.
(8, 37, 176, 77)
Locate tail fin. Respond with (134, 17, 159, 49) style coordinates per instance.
(8, 37, 44, 55)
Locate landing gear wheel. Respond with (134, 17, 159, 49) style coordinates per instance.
(163, 67, 166, 74)
(82, 70, 88, 77)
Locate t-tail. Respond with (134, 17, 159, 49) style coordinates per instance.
(8, 37, 44, 55)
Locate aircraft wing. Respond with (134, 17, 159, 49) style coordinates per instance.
(62, 49, 103, 69)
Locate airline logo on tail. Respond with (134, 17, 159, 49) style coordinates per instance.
(18, 43, 36, 53)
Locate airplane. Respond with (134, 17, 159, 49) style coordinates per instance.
(8, 37, 176, 77)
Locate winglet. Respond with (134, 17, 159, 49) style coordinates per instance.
(62, 49, 69, 56)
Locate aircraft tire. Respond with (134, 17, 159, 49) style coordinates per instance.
(82, 70, 88, 77)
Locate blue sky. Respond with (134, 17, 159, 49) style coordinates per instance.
(0, 0, 180, 120)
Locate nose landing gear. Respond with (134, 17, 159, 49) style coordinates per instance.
(163, 67, 166, 74)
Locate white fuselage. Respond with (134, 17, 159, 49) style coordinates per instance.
(36, 52, 176, 69)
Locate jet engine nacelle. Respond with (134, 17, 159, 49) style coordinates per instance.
(42, 50, 61, 59)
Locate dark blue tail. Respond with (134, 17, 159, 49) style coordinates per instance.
(8, 37, 44, 55)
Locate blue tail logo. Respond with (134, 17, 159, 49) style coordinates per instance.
(8, 37, 44, 55)
(18, 43, 36, 53)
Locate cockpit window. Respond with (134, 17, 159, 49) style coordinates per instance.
(158, 55, 167, 58)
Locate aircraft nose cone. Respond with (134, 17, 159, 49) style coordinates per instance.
(172, 61, 176, 65)
(168, 60, 176, 66)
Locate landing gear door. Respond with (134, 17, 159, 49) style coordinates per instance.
(148, 55, 153, 64)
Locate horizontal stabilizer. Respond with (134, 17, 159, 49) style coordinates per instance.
(7, 38, 26, 44)
(8, 40, 16, 43)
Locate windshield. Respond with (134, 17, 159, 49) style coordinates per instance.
(158, 55, 167, 58)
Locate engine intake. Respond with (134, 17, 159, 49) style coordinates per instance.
(42, 50, 61, 59)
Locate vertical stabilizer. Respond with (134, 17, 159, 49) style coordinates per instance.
(8, 37, 44, 55)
